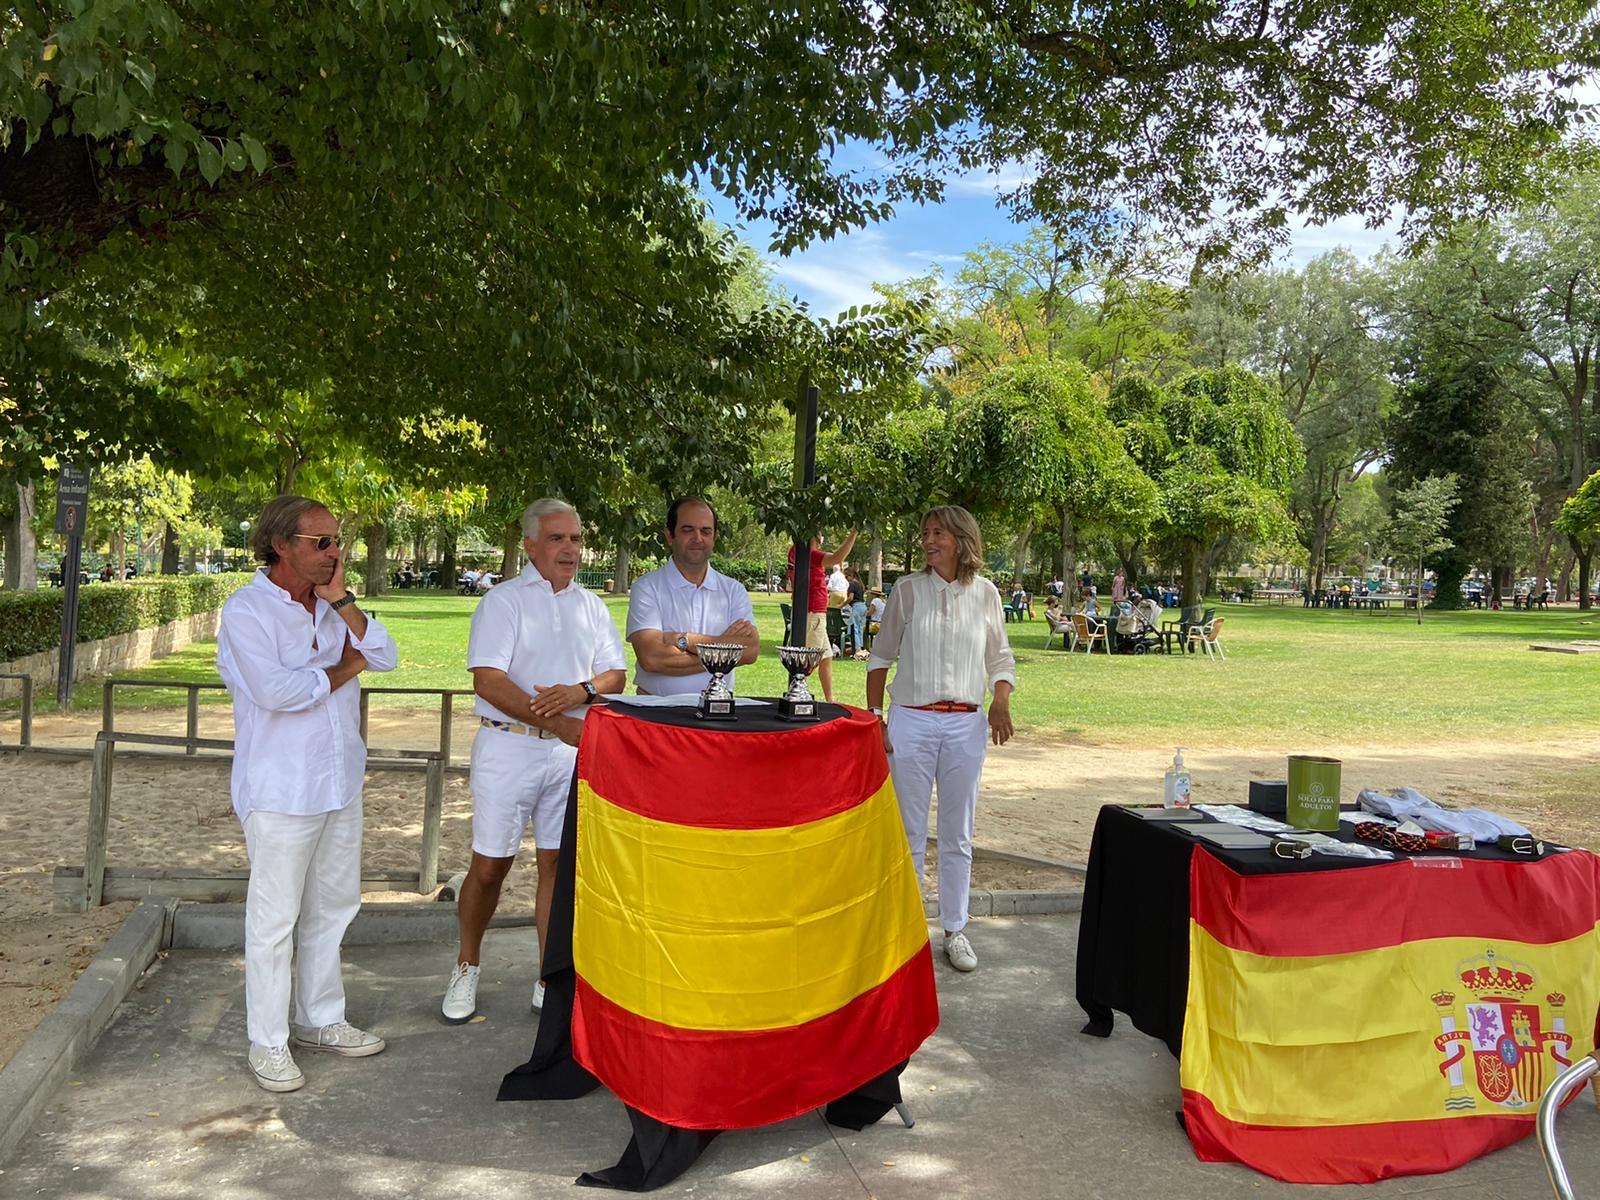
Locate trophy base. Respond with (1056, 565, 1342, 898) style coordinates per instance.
(776, 695, 819, 723)
(696, 698, 736, 721)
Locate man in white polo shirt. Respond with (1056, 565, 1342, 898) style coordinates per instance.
(217, 495, 398, 1093)
(625, 496, 758, 695)
(441, 498, 626, 1022)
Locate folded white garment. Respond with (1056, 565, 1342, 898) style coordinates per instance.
(1356, 786, 1530, 840)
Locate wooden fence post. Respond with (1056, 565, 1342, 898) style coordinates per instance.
(419, 754, 444, 894)
(359, 689, 370, 743)
(83, 734, 115, 910)
(438, 691, 453, 765)
(101, 681, 116, 734)
(185, 686, 200, 755)
(19, 675, 31, 747)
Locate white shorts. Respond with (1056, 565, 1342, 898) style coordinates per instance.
(469, 725, 577, 858)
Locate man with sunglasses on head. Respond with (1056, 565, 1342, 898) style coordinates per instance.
(217, 495, 398, 1093)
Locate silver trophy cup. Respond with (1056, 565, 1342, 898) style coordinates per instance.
(776, 644, 826, 722)
(693, 641, 744, 721)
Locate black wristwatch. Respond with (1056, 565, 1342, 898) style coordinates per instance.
(330, 591, 356, 611)
(580, 680, 598, 704)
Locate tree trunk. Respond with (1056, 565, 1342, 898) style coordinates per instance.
(1059, 507, 1079, 608)
(1557, 545, 1575, 602)
(440, 531, 457, 589)
(413, 535, 425, 571)
(111, 529, 126, 579)
(160, 523, 180, 574)
(184, 544, 197, 574)
(1416, 556, 1425, 624)
(1574, 536, 1593, 611)
(611, 542, 632, 593)
(869, 526, 884, 592)
(364, 522, 389, 596)
(3, 480, 38, 591)
(1011, 520, 1032, 590)
(1180, 539, 1203, 618)
(500, 523, 521, 577)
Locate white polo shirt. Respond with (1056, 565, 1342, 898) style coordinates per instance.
(625, 559, 755, 695)
(217, 569, 399, 823)
(467, 562, 625, 722)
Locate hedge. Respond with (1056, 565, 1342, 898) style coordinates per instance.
(0, 573, 254, 662)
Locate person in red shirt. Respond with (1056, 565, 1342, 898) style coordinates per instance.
(786, 530, 857, 702)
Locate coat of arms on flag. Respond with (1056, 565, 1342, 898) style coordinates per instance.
(1432, 948, 1574, 1112)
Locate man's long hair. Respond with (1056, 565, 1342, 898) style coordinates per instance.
(252, 496, 328, 566)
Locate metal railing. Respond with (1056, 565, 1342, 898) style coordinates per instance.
(100, 677, 475, 764)
(1540, 1053, 1599, 1200)
(0, 672, 32, 749)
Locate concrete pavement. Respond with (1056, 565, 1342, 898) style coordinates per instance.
(2, 914, 1594, 1199)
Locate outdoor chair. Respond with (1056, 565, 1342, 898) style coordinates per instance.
(1044, 612, 1073, 650)
(1070, 613, 1109, 655)
(1177, 607, 1217, 654)
(1185, 616, 1227, 660)
(1531, 589, 1551, 610)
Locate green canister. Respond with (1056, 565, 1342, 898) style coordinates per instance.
(1287, 755, 1341, 831)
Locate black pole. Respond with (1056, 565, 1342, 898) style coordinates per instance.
(788, 379, 820, 646)
(54, 464, 91, 708)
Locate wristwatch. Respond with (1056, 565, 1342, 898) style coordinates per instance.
(676, 634, 689, 652)
(869, 705, 885, 721)
(330, 591, 356, 611)
(580, 680, 598, 704)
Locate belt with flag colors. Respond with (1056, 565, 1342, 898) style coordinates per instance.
(1180, 845, 1600, 1183)
(571, 705, 938, 1130)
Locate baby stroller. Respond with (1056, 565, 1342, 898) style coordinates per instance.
(1114, 605, 1162, 654)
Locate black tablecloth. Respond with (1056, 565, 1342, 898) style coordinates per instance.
(1075, 804, 1555, 1057)
(497, 698, 906, 1191)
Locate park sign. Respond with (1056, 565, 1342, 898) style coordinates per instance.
(55, 464, 91, 706)
(55, 464, 90, 536)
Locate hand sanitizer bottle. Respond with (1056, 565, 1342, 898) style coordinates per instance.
(1164, 747, 1191, 808)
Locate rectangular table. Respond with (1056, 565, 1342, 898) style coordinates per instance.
(1076, 804, 1600, 1184)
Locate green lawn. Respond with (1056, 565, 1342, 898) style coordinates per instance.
(13, 591, 1599, 746)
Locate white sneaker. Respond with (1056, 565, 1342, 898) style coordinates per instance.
(291, 1020, 386, 1057)
(248, 1044, 304, 1092)
(943, 931, 978, 972)
(531, 980, 545, 1012)
(442, 962, 480, 1023)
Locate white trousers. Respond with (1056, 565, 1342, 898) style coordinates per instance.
(242, 801, 363, 1049)
(886, 705, 988, 933)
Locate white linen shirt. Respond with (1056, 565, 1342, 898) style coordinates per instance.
(866, 570, 1017, 708)
(624, 559, 755, 695)
(467, 561, 625, 722)
(217, 569, 399, 824)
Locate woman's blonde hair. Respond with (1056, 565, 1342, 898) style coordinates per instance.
(921, 505, 985, 585)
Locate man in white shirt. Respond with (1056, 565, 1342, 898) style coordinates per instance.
(442, 498, 626, 1023)
(826, 563, 849, 606)
(217, 496, 399, 1093)
(625, 496, 758, 695)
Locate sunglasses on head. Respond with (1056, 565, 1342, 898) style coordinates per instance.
(291, 533, 342, 551)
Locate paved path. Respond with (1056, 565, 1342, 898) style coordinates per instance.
(3, 915, 1594, 1198)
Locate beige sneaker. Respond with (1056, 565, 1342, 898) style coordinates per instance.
(291, 1020, 386, 1057)
(441, 962, 480, 1023)
(248, 1044, 305, 1092)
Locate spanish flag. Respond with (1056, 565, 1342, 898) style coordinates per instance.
(571, 705, 939, 1130)
(1181, 847, 1600, 1183)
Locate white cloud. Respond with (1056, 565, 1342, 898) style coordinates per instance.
(1282, 211, 1397, 268)
(764, 227, 933, 315)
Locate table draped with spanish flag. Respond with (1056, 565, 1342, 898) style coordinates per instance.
(499, 700, 939, 1188)
(1180, 839, 1600, 1184)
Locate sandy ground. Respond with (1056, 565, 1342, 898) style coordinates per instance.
(3, 704, 1597, 1070)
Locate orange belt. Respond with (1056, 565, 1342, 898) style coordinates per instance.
(905, 701, 979, 713)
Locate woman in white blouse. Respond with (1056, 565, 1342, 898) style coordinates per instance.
(866, 505, 1016, 974)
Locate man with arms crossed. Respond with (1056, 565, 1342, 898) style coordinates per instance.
(442, 498, 626, 1022)
(626, 496, 758, 695)
(218, 496, 398, 1093)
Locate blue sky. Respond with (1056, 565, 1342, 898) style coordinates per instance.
(703, 169, 1395, 317)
